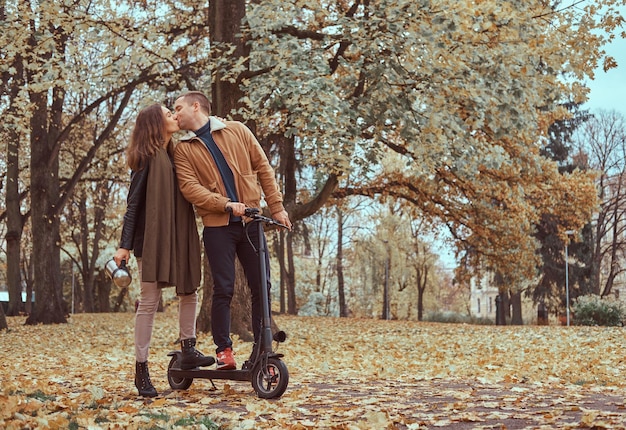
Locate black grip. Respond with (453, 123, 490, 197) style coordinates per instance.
(245, 207, 260, 216)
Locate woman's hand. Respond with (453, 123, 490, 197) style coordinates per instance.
(114, 248, 131, 267)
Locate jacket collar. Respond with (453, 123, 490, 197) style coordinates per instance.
(179, 116, 227, 141)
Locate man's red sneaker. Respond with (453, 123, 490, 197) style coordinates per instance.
(216, 347, 236, 370)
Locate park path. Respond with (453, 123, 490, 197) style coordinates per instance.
(152, 376, 626, 429)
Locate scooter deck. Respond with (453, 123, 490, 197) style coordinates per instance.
(168, 367, 253, 382)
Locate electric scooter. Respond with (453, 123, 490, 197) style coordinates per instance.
(166, 208, 289, 399)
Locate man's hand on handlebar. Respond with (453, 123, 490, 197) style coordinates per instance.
(272, 209, 292, 231)
(225, 201, 247, 217)
(226, 203, 292, 231)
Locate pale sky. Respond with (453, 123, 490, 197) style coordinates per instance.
(583, 10, 626, 117)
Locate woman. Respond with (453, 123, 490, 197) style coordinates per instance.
(114, 104, 213, 397)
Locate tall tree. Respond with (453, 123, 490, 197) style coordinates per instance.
(408, 224, 435, 322)
(573, 110, 626, 297)
(1, 0, 27, 316)
(531, 103, 593, 315)
(26, 0, 69, 322)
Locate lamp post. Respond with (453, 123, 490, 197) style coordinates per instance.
(564, 230, 575, 326)
(71, 266, 75, 314)
(383, 240, 390, 320)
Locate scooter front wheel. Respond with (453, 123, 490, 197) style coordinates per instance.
(167, 355, 193, 390)
(252, 357, 289, 399)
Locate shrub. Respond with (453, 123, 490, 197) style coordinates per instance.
(572, 294, 625, 326)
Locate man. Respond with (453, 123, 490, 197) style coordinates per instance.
(173, 91, 291, 370)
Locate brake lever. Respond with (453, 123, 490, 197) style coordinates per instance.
(254, 214, 288, 230)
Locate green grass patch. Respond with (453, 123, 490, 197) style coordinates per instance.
(27, 389, 56, 402)
(173, 415, 220, 429)
(140, 411, 170, 422)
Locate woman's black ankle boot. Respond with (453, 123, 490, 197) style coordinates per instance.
(135, 361, 158, 397)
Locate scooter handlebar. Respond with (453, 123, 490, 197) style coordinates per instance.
(227, 206, 288, 230)
(244, 207, 260, 217)
(249, 211, 289, 230)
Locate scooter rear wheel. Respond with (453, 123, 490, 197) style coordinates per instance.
(167, 355, 193, 390)
(252, 356, 289, 399)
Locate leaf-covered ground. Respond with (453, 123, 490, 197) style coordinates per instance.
(2, 310, 626, 429)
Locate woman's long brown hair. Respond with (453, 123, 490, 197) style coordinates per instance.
(126, 103, 169, 171)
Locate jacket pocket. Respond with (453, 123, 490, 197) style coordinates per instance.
(239, 173, 261, 203)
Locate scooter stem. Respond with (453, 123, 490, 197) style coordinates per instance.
(256, 218, 274, 353)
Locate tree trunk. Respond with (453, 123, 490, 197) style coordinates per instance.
(286, 232, 297, 315)
(5, 188, 23, 316)
(197, 254, 212, 332)
(112, 287, 128, 312)
(381, 246, 391, 320)
(231, 259, 254, 342)
(78, 193, 94, 312)
(495, 292, 506, 325)
(4, 53, 25, 317)
(24, 11, 69, 324)
(95, 269, 111, 313)
(602, 179, 623, 297)
(274, 230, 287, 314)
(510, 290, 523, 325)
(416, 265, 428, 322)
(209, 0, 248, 121)
(336, 209, 348, 317)
(21, 254, 34, 315)
(25, 89, 67, 325)
(279, 134, 298, 311)
(70, 267, 81, 313)
(417, 287, 424, 321)
(0, 298, 7, 330)
(591, 202, 605, 295)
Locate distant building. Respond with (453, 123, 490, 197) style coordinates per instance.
(468, 272, 536, 323)
(0, 291, 34, 313)
(469, 272, 498, 319)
